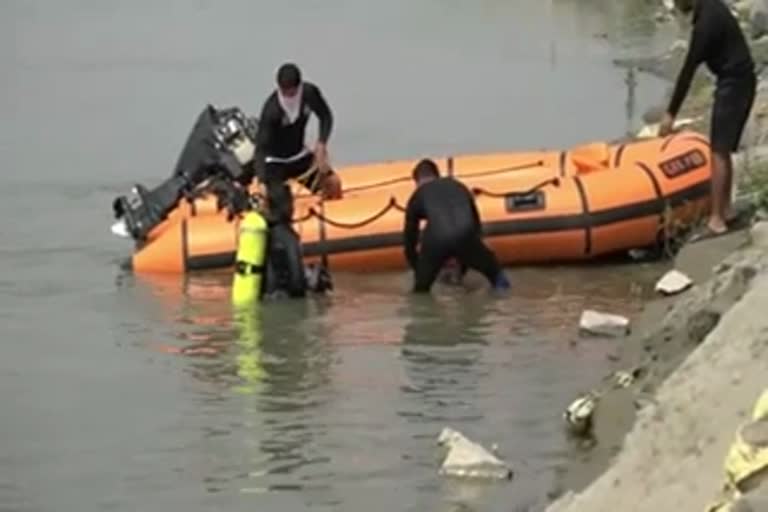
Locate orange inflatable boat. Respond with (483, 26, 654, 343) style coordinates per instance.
(121, 131, 712, 274)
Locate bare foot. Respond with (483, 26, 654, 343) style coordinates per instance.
(707, 217, 728, 234)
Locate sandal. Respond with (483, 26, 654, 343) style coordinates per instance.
(688, 225, 730, 244)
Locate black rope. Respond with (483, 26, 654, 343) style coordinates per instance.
(317, 198, 329, 268)
(304, 197, 404, 230)
(292, 210, 315, 223)
(295, 159, 547, 197)
(471, 177, 560, 198)
(293, 176, 559, 228)
(287, 162, 554, 228)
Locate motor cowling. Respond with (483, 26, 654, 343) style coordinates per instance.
(172, 104, 258, 185)
(111, 104, 259, 242)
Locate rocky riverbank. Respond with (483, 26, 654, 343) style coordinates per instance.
(546, 220, 768, 510)
(540, 2, 768, 510)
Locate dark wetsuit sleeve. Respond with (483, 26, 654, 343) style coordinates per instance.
(667, 9, 716, 117)
(255, 97, 278, 163)
(403, 191, 423, 269)
(467, 186, 481, 229)
(305, 84, 333, 143)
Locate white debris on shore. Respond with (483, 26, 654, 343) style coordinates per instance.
(655, 269, 694, 295)
(579, 310, 630, 337)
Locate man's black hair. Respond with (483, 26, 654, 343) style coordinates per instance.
(277, 63, 302, 89)
(412, 159, 440, 181)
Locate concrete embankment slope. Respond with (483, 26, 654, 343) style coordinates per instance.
(548, 223, 768, 511)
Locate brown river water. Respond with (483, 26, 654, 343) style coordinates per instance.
(1, 1, 679, 510)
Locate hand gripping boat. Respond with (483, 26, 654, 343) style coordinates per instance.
(111, 123, 713, 273)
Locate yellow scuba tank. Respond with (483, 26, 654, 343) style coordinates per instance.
(231, 210, 269, 307)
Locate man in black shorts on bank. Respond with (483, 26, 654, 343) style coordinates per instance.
(403, 159, 511, 293)
(660, 0, 756, 241)
(251, 63, 342, 224)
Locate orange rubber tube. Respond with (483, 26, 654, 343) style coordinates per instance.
(126, 133, 712, 273)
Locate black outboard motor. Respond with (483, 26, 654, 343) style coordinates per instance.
(111, 104, 258, 242)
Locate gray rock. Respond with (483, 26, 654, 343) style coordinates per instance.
(734, 0, 756, 19)
(655, 2, 676, 23)
(752, 0, 768, 39)
(686, 309, 721, 345)
(655, 10, 671, 23)
(750, 36, 768, 73)
(752, 221, 768, 248)
(655, 270, 694, 295)
(731, 484, 768, 512)
(580, 310, 630, 337)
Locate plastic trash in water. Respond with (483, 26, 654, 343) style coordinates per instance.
(563, 393, 598, 437)
(437, 427, 513, 480)
(562, 368, 642, 438)
(707, 389, 768, 512)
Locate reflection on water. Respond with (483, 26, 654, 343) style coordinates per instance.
(399, 295, 495, 429)
(117, 259, 663, 511)
(0, 0, 683, 510)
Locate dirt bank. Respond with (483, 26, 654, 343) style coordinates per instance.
(545, 220, 768, 511)
(536, 3, 768, 509)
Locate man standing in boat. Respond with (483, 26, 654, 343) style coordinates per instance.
(251, 63, 343, 224)
(659, 0, 756, 241)
(403, 159, 511, 293)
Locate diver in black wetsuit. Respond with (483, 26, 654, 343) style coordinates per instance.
(660, 0, 756, 241)
(251, 63, 342, 225)
(402, 159, 511, 293)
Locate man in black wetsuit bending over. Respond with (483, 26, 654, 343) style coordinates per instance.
(252, 63, 342, 224)
(660, 0, 756, 241)
(403, 159, 511, 293)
